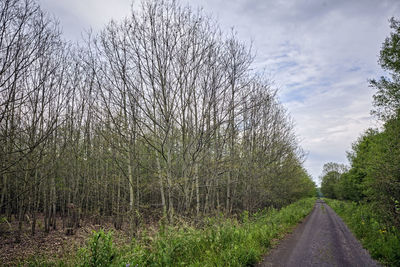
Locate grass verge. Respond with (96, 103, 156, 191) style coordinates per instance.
(20, 197, 316, 266)
(325, 198, 400, 266)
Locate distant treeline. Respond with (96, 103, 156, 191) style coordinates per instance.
(320, 18, 400, 229)
(0, 0, 315, 241)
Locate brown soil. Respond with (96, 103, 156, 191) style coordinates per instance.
(0, 215, 130, 265)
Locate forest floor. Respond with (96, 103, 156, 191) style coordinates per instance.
(0, 216, 131, 265)
(257, 199, 380, 267)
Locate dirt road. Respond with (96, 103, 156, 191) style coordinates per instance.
(258, 199, 379, 267)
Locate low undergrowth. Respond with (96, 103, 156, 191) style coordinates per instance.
(20, 198, 316, 266)
(325, 198, 400, 267)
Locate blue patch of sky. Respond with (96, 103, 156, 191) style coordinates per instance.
(347, 66, 361, 72)
(282, 86, 309, 103)
(315, 79, 332, 88)
(274, 60, 298, 71)
(283, 78, 334, 103)
(286, 82, 302, 88)
(272, 53, 289, 60)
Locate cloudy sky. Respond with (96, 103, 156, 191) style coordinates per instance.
(38, 0, 400, 183)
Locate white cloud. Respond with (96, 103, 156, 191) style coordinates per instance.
(37, 0, 133, 41)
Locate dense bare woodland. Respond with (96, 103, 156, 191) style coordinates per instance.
(0, 0, 315, 242)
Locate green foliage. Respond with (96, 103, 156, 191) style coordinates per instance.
(66, 198, 313, 267)
(370, 17, 400, 120)
(123, 198, 316, 267)
(334, 170, 363, 201)
(321, 171, 340, 198)
(320, 162, 347, 199)
(79, 229, 116, 267)
(325, 199, 400, 266)
(293, 169, 317, 199)
(325, 131, 377, 202)
(362, 113, 400, 227)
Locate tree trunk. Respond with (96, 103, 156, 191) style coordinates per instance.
(156, 156, 167, 218)
(195, 164, 200, 217)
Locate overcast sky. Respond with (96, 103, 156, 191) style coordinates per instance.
(38, 0, 400, 183)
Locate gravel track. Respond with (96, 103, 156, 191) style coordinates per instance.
(257, 199, 379, 267)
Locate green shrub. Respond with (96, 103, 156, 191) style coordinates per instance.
(79, 229, 116, 267)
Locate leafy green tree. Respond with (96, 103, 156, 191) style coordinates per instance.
(337, 118, 400, 226)
(321, 171, 340, 198)
(337, 129, 379, 201)
(370, 17, 400, 120)
(335, 171, 362, 201)
(363, 113, 400, 227)
(320, 162, 347, 199)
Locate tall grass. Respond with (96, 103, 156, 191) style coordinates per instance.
(22, 198, 316, 266)
(325, 198, 400, 266)
(99, 198, 315, 266)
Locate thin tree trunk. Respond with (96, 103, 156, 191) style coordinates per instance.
(128, 149, 134, 211)
(0, 174, 7, 213)
(195, 164, 200, 217)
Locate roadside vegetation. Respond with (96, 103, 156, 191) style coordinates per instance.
(321, 17, 400, 267)
(325, 199, 400, 266)
(18, 198, 316, 266)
